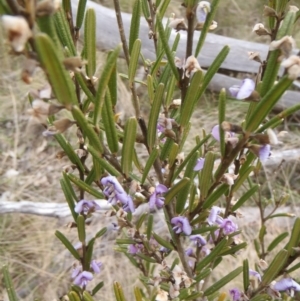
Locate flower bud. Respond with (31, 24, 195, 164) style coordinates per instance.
(221, 173, 238, 186)
(63, 57, 86, 72)
(252, 23, 270, 36)
(248, 51, 262, 64)
(269, 36, 296, 58)
(168, 18, 187, 31)
(221, 121, 243, 134)
(281, 55, 300, 80)
(184, 56, 201, 78)
(36, 0, 60, 16)
(53, 118, 76, 133)
(263, 5, 277, 17)
(1, 15, 32, 52)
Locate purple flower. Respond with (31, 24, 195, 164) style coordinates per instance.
(219, 218, 238, 235)
(74, 200, 101, 214)
(128, 243, 144, 255)
(207, 206, 222, 225)
(229, 79, 255, 100)
(185, 247, 194, 257)
(90, 260, 102, 274)
(211, 125, 221, 141)
(73, 271, 93, 288)
(249, 269, 261, 282)
(71, 266, 81, 279)
(193, 158, 205, 171)
(229, 288, 241, 301)
(101, 175, 135, 212)
(149, 184, 168, 209)
(273, 278, 300, 292)
(157, 116, 174, 134)
(190, 234, 207, 247)
(196, 1, 210, 23)
(259, 144, 270, 161)
(171, 216, 192, 235)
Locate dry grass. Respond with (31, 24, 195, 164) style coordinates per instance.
(1, 1, 300, 300)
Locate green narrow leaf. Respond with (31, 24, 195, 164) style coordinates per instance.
(202, 184, 228, 209)
(249, 295, 271, 301)
(232, 167, 254, 193)
(147, 83, 164, 150)
(203, 267, 243, 296)
(95, 227, 107, 238)
(77, 215, 86, 243)
(141, 0, 150, 19)
(246, 76, 293, 132)
(136, 213, 147, 230)
(165, 74, 176, 107)
(53, 8, 76, 56)
(55, 134, 85, 172)
(129, 0, 141, 54)
(156, 13, 179, 80)
(68, 291, 81, 301)
(179, 70, 203, 127)
(267, 232, 289, 252)
(196, 238, 227, 271)
(134, 287, 143, 301)
(176, 153, 198, 214)
(94, 45, 121, 125)
(194, 0, 221, 57)
(199, 151, 215, 199)
(136, 253, 157, 263)
(218, 88, 226, 157)
(261, 249, 288, 286)
(147, 74, 155, 104)
(72, 106, 103, 152)
(55, 230, 80, 260)
(152, 232, 175, 250)
(85, 238, 95, 270)
(285, 218, 300, 255)
(35, 33, 77, 106)
(128, 39, 142, 88)
(76, 0, 87, 29)
(60, 176, 78, 221)
(232, 185, 258, 211)
(243, 259, 249, 292)
(2, 266, 18, 301)
(92, 282, 104, 296)
(108, 62, 117, 106)
(168, 143, 179, 167)
(121, 117, 137, 176)
(147, 214, 154, 240)
(84, 8, 96, 78)
(141, 148, 159, 184)
(102, 91, 119, 153)
(87, 144, 121, 176)
(83, 291, 95, 301)
(164, 177, 190, 205)
(157, 0, 170, 17)
(286, 261, 300, 274)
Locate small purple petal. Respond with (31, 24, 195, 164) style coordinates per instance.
(249, 269, 261, 282)
(259, 144, 270, 161)
(149, 184, 168, 209)
(229, 288, 241, 301)
(211, 125, 220, 141)
(207, 206, 221, 225)
(156, 184, 168, 194)
(273, 278, 300, 291)
(190, 234, 207, 246)
(73, 271, 93, 287)
(90, 260, 102, 274)
(71, 267, 81, 279)
(229, 86, 240, 98)
(74, 200, 101, 214)
(171, 216, 192, 235)
(185, 247, 194, 257)
(193, 158, 205, 171)
(237, 79, 255, 99)
(220, 218, 238, 235)
(123, 196, 135, 212)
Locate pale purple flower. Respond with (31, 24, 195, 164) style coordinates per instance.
(71, 266, 81, 279)
(171, 216, 192, 235)
(185, 247, 194, 257)
(207, 206, 222, 225)
(190, 234, 207, 246)
(74, 200, 101, 214)
(193, 158, 205, 171)
(73, 271, 93, 288)
(196, 1, 210, 23)
(273, 278, 300, 292)
(211, 125, 221, 141)
(90, 260, 102, 274)
(219, 218, 238, 235)
(249, 269, 261, 282)
(229, 288, 241, 301)
(149, 184, 168, 209)
(229, 79, 255, 100)
(101, 175, 135, 212)
(259, 144, 271, 161)
(128, 243, 144, 255)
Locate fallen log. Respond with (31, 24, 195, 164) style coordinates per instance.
(71, 0, 300, 111)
